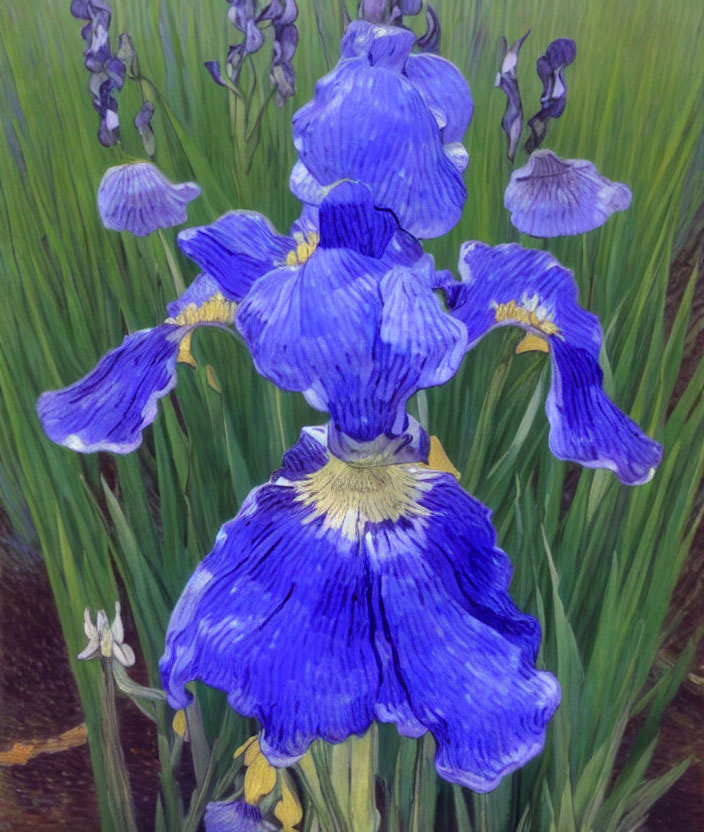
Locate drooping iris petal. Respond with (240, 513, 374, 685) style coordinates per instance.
(445, 243, 662, 485)
(97, 162, 201, 237)
(291, 21, 469, 238)
(37, 275, 236, 454)
(178, 212, 295, 300)
(236, 184, 465, 456)
(525, 38, 577, 153)
(204, 799, 268, 832)
(160, 426, 559, 790)
(495, 31, 530, 162)
(504, 150, 632, 237)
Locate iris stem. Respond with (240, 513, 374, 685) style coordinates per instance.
(329, 725, 380, 832)
(158, 229, 187, 297)
(99, 657, 138, 832)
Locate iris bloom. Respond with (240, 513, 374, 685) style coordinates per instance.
(290, 21, 472, 238)
(39, 178, 661, 790)
(504, 149, 632, 237)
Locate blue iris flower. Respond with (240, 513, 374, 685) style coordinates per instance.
(38, 175, 661, 795)
(290, 21, 473, 239)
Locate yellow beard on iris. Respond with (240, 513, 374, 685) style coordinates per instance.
(293, 454, 435, 541)
(285, 231, 320, 267)
(164, 292, 238, 367)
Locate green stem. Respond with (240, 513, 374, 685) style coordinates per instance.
(329, 727, 380, 832)
(100, 658, 139, 832)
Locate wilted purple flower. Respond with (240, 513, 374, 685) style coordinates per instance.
(209, 0, 299, 101)
(269, 23, 298, 106)
(504, 149, 632, 237)
(134, 101, 155, 156)
(70, 0, 126, 147)
(359, 0, 422, 24)
(97, 163, 201, 237)
(525, 38, 576, 153)
(495, 31, 530, 162)
(417, 5, 441, 53)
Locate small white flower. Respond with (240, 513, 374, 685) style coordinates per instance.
(78, 602, 136, 667)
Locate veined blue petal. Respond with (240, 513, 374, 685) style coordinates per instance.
(318, 180, 397, 257)
(97, 162, 200, 236)
(446, 243, 662, 485)
(178, 212, 295, 300)
(160, 426, 559, 788)
(204, 800, 267, 832)
(37, 275, 237, 454)
(291, 21, 467, 238)
(236, 246, 462, 455)
(404, 53, 473, 145)
(504, 150, 632, 237)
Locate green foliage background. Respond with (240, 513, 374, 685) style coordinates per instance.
(1, 0, 703, 829)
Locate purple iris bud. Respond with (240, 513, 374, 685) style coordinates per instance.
(270, 22, 298, 106)
(495, 30, 530, 162)
(97, 162, 201, 237)
(258, 0, 298, 25)
(204, 60, 228, 87)
(227, 0, 265, 56)
(134, 101, 155, 156)
(525, 38, 576, 153)
(71, 0, 127, 147)
(504, 149, 632, 237)
(358, 0, 389, 23)
(416, 5, 441, 54)
(360, 0, 422, 24)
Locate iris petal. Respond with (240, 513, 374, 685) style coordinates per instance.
(291, 21, 467, 238)
(404, 53, 473, 145)
(204, 800, 267, 832)
(97, 162, 200, 237)
(160, 427, 559, 789)
(178, 212, 294, 300)
(446, 243, 662, 485)
(37, 275, 236, 454)
(504, 150, 632, 237)
(236, 247, 463, 455)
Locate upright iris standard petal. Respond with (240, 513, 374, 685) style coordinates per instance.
(37, 275, 236, 454)
(235, 183, 466, 459)
(291, 21, 470, 238)
(504, 150, 632, 237)
(495, 31, 530, 162)
(404, 52, 473, 145)
(178, 212, 295, 300)
(204, 800, 268, 832)
(445, 243, 662, 485)
(97, 162, 201, 237)
(160, 426, 559, 790)
(525, 38, 577, 153)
